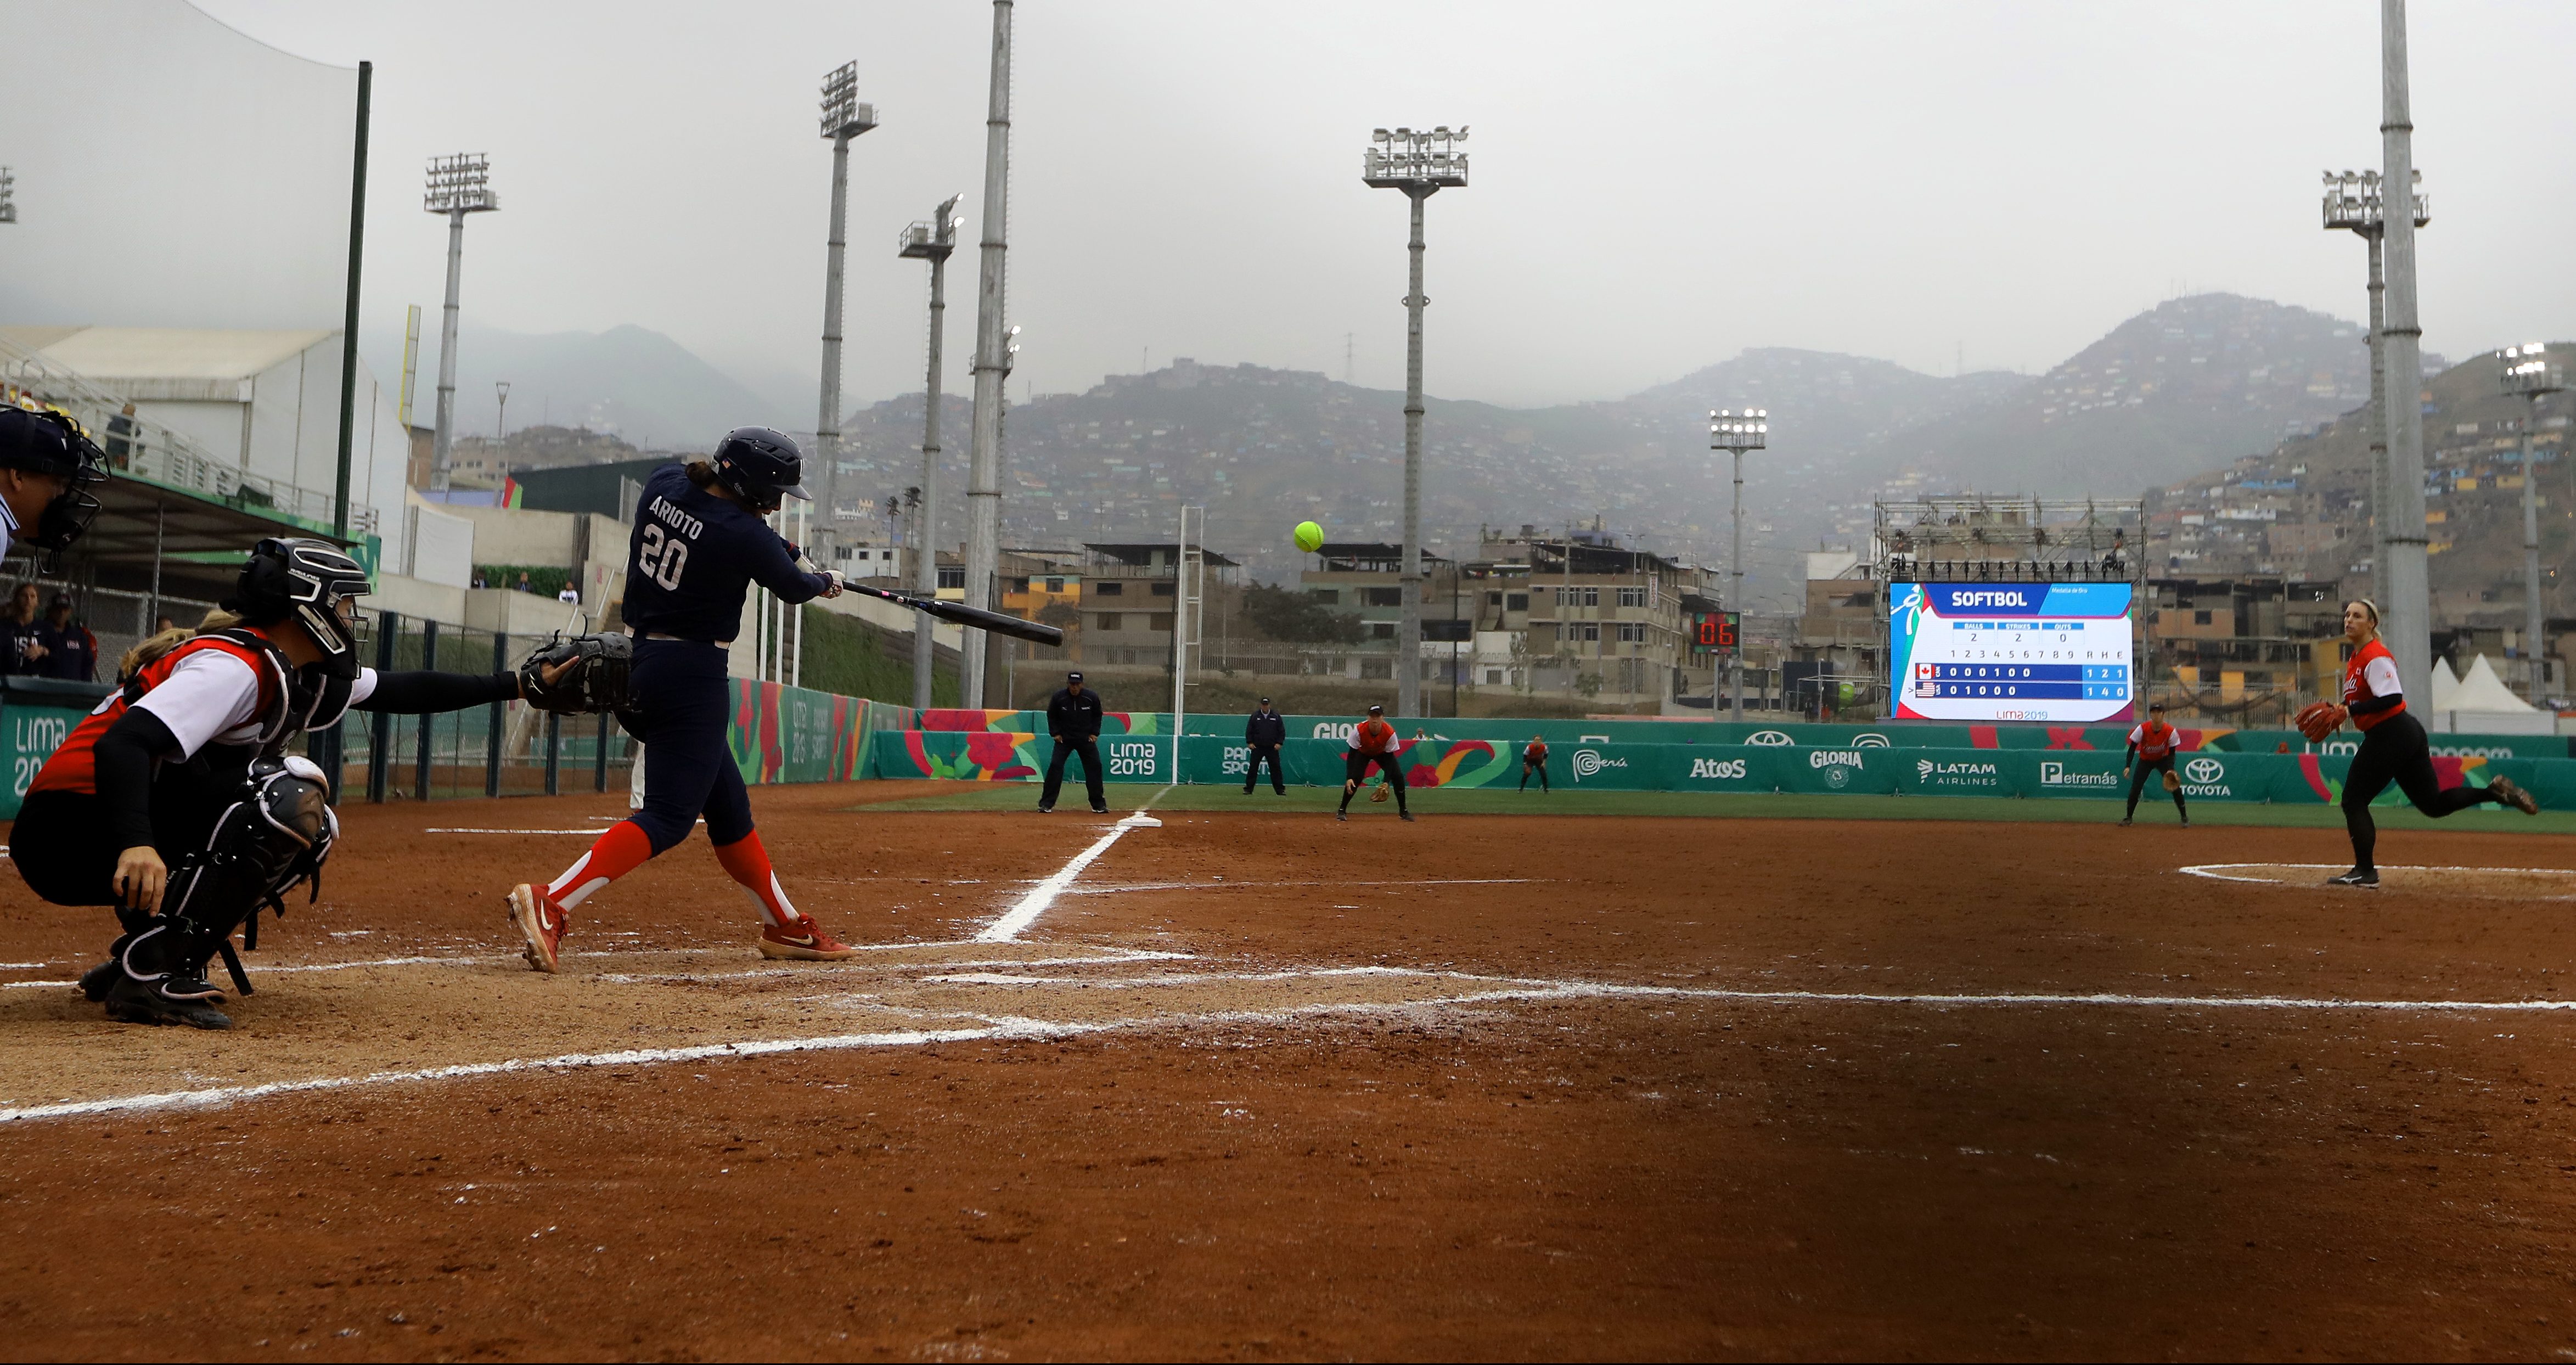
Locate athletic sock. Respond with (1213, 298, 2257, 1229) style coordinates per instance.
(544, 819, 656, 911)
(712, 831, 801, 929)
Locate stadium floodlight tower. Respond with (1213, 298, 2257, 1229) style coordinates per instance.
(813, 62, 878, 565)
(1363, 123, 1468, 721)
(1710, 408, 1768, 721)
(2501, 343, 2565, 700)
(423, 153, 498, 493)
(898, 194, 964, 712)
(2321, 166, 2428, 604)
(0, 167, 16, 223)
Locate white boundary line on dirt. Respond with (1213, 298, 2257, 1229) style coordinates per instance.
(13, 969, 2576, 1126)
(1062, 878, 1535, 896)
(974, 790, 1172, 943)
(2182, 862, 2576, 890)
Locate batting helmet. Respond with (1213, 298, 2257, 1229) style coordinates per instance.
(711, 426, 809, 513)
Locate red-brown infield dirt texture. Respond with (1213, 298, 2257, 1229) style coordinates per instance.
(5, 781, 2576, 1361)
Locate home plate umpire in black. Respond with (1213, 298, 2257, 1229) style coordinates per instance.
(507, 427, 858, 974)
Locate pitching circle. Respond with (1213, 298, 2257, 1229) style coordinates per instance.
(2183, 862, 2576, 900)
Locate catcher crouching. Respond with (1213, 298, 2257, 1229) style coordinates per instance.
(13, 538, 587, 1029)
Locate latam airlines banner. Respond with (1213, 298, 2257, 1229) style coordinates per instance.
(1891, 582, 2137, 724)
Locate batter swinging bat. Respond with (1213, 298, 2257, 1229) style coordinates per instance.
(796, 552, 1065, 646)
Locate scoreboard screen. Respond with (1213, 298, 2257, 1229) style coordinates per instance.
(1686, 610, 1739, 654)
(1888, 582, 2135, 723)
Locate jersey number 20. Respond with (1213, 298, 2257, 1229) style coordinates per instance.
(637, 523, 690, 590)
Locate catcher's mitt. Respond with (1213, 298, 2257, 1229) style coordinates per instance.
(519, 632, 633, 714)
(1370, 780, 1391, 803)
(2162, 769, 2181, 793)
(2294, 701, 2346, 743)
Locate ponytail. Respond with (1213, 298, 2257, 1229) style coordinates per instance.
(685, 460, 719, 490)
(117, 607, 247, 682)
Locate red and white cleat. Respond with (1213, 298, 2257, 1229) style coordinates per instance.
(759, 915, 858, 962)
(507, 883, 567, 973)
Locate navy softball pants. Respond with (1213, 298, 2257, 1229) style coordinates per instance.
(626, 638, 755, 853)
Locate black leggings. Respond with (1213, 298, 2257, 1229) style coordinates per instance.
(1341, 751, 1407, 812)
(13, 759, 243, 908)
(1521, 756, 1549, 791)
(2343, 710, 2497, 870)
(2124, 754, 2184, 818)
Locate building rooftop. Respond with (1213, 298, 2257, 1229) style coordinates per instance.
(1309, 542, 1454, 571)
(1084, 542, 1241, 568)
(0, 325, 336, 382)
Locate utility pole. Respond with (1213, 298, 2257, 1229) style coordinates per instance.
(814, 63, 878, 568)
(901, 195, 963, 712)
(1711, 409, 1768, 721)
(423, 154, 498, 493)
(2502, 345, 2564, 700)
(1362, 124, 1468, 721)
(961, 0, 1015, 706)
(332, 60, 370, 539)
(2377, 0, 2433, 707)
(2323, 166, 2427, 605)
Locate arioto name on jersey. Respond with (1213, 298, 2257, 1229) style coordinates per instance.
(620, 464, 835, 643)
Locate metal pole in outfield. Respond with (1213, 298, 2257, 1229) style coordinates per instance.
(903, 197, 963, 712)
(2501, 345, 2564, 700)
(2376, 0, 2432, 707)
(332, 60, 370, 541)
(814, 64, 877, 568)
(961, 0, 1015, 707)
(423, 153, 498, 495)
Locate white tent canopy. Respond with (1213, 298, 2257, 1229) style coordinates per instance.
(2429, 655, 2462, 711)
(2428, 654, 2552, 734)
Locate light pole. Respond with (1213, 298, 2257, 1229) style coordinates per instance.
(1363, 123, 1468, 721)
(1711, 408, 1768, 721)
(494, 380, 510, 440)
(814, 62, 878, 565)
(899, 195, 963, 712)
(961, 0, 1016, 707)
(2321, 166, 2427, 605)
(2376, 0, 2434, 709)
(2502, 344, 2564, 700)
(423, 153, 498, 493)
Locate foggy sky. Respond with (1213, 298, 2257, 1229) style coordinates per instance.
(7, 0, 2572, 425)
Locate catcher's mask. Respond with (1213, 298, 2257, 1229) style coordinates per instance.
(0, 405, 110, 559)
(227, 537, 372, 681)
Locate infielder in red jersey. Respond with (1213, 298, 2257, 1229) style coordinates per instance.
(2120, 701, 2188, 827)
(2309, 599, 2536, 886)
(1337, 703, 1412, 822)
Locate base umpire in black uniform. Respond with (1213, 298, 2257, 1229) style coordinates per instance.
(1039, 670, 1107, 814)
(1243, 696, 1287, 794)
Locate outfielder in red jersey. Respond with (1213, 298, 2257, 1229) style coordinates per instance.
(1337, 704, 1411, 822)
(2315, 599, 2535, 886)
(2119, 701, 2188, 826)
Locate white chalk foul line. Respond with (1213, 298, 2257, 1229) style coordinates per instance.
(13, 965, 2576, 1125)
(1062, 877, 1535, 896)
(974, 799, 1169, 943)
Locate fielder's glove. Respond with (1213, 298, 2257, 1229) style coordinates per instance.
(519, 632, 634, 714)
(2294, 701, 2347, 743)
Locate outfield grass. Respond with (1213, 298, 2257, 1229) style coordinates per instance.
(847, 780, 2576, 834)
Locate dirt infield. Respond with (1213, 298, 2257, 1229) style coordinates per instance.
(5, 782, 2576, 1359)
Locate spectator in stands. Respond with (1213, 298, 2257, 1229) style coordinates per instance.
(104, 403, 136, 468)
(557, 583, 581, 606)
(36, 593, 95, 681)
(515, 571, 536, 594)
(3, 583, 46, 675)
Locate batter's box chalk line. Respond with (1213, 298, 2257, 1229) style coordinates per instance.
(13, 964, 2576, 1126)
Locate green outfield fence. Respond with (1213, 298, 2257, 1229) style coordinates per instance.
(867, 710, 2576, 809)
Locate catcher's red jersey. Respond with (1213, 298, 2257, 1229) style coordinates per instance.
(2340, 638, 2405, 731)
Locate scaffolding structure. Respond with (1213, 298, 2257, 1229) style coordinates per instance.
(1872, 496, 2144, 586)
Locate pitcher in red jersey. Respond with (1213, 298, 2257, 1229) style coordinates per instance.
(2313, 599, 2536, 886)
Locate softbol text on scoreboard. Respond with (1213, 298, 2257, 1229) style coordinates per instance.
(1889, 582, 2136, 723)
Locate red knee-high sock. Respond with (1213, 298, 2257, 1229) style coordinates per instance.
(712, 831, 803, 929)
(543, 819, 656, 911)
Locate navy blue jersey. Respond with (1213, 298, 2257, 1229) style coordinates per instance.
(620, 463, 830, 643)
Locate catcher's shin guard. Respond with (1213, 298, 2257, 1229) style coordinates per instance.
(109, 755, 338, 1023)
